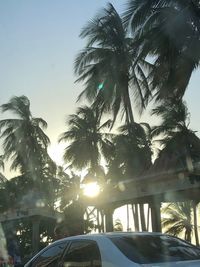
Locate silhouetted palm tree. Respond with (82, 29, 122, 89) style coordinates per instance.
(151, 100, 200, 243)
(0, 96, 50, 179)
(107, 122, 152, 231)
(75, 3, 151, 125)
(107, 122, 152, 180)
(59, 106, 111, 181)
(124, 0, 200, 101)
(162, 201, 196, 243)
(151, 99, 200, 174)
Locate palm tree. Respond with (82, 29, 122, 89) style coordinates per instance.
(162, 201, 197, 243)
(114, 219, 123, 231)
(151, 99, 200, 174)
(107, 122, 152, 180)
(75, 3, 152, 125)
(124, 0, 200, 101)
(150, 99, 200, 242)
(0, 96, 50, 182)
(59, 106, 111, 181)
(106, 122, 152, 231)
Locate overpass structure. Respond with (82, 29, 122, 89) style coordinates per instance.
(83, 169, 200, 233)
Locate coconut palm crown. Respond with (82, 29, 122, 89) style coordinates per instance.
(59, 106, 111, 180)
(75, 3, 152, 125)
(124, 0, 200, 101)
(0, 96, 50, 176)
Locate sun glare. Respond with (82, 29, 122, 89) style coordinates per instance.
(83, 182, 100, 198)
(48, 143, 66, 166)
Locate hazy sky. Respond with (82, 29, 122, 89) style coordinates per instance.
(0, 0, 200, 176)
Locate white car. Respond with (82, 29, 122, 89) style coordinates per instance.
(24, 232, 200, 267)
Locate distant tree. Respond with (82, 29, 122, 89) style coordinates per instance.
(0, 96, 60, 205)
(59, 170, 81, 210)
(107, 122, 152, 181)
(54, 200, 95, 238)
(114, 219, 123, 232)
(0, 96, 50, 180)
(151, 99, 200, 177)
(59, 106, 111, 183)
(162, 201, 197, 243)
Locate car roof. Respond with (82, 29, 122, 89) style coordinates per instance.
(53, 231, 164, 244)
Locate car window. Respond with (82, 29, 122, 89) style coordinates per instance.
(30, 242, 67, 267)
(109, 235, 200, 264)
(62, 240, 101, 267)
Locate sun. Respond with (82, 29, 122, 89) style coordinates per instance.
(83, 182, 100, 198)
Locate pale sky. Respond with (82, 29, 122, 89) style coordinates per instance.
(0, 0, 200, 177)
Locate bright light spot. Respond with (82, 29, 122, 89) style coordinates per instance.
(118, 181, 126, 192)
(36, 199, 45, 208)
(48, 143, 66, 165)
(98, 82, 104, 90)
(83, 182, 100, 198)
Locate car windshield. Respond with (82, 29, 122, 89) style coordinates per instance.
(109, 235, 200, 264)
(1, 1, 200, 266)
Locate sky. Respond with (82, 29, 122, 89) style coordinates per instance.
(0, 0, 200, 178)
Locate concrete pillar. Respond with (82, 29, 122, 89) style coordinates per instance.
(104, 207, 114, 232)
(32, 216, 41, 255)
(150, 201, 161, 232)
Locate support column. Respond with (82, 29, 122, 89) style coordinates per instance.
(150, 201, 161, 232)
(32, 216, 41, 255)
(104, 207, 114, 232)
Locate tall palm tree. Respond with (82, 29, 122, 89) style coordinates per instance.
(124, 0, 200, 101)
(162, 201, 196, 243)
(151, 99, 200, 242)
(75, 3, 152, 125)
(0, 96, 50, 180)
(59, 106, 111, 181)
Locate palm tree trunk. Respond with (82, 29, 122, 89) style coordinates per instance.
(193, 202, 199, 246)
(185, 228, 192, 243)
(146, 204, 150, 231)
(99, 210, 105, 232)
(97, 209, 101, 233)
(139, 204, 146, 231)
(127, 204, 130, 231)
(132, 204, 139, 231)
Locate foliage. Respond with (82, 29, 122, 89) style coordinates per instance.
(107, 122, 152, 181)
(151, 99, 190, 141)
(162, 201, 196, 243)
(59, 106, 111, 180)
(75, 3, 152, 124)
(54, 200, 95, 237)
(2, 217, 55, 260)
(0, 96, 51, 178)
(114, 219, 123, 231)
(151, 100, 200, 177)
(124, 0, 200, 101)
